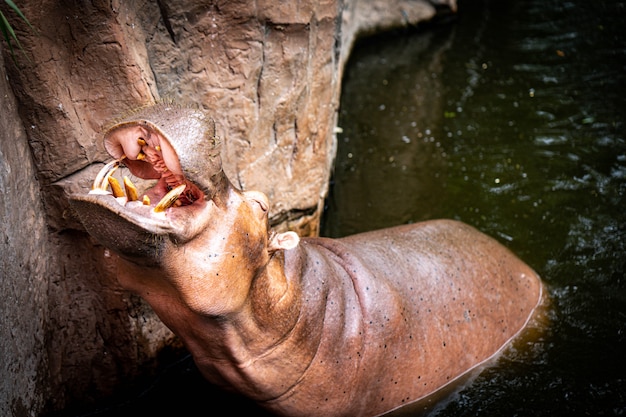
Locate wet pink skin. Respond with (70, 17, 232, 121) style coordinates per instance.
(105, 124, 182, 180)
(110, 205, 545, 417)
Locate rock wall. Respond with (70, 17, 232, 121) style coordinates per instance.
(0, 0, 455, 415)
(0, 48, 50, 417)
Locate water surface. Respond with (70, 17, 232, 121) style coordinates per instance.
(323, 0, 626, 415)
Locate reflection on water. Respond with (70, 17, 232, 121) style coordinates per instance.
(322, 30, 453, 234)
(323, 0, 625, 415)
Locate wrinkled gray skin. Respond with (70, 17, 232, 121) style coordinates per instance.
(70, 104, 545, 417)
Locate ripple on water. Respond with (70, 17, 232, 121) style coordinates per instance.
(533, 135, 568, 146)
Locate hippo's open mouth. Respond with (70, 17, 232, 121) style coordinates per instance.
(75, 121, 212, 238)
(89, 140, 204, 217)
(69, 104, 225, 260)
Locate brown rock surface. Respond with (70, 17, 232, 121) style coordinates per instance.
(0, 0, 455, 414)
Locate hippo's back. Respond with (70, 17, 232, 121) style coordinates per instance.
(337, 219, 541, 309)
(319, 219, 544, 414)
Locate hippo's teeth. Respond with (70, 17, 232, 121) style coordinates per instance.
(155, 145, 161, 152)
(153, 184, 186, 213)
(91, 159, 120, 192)
(123, 176, 139, 201)
(108, 176, 125, 198)
(142, 195, 151, 205)
(136, 151, 146, 161)
(137, 138, 147, 146)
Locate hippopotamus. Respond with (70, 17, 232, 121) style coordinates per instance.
(70, 104, 545, 417)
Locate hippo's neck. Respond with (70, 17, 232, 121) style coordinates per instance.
(139, 247, 320, 401)
(251, 237, 393, 414)
(187, 238, 376, 409)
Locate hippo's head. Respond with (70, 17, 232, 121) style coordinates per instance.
(69, 104, 294, 267)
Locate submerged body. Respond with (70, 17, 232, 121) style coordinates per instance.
(70, 104, 544, 416)
(279, 221, 541, 415)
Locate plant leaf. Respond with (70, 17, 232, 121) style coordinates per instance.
(0, 11, 18, 64)
(4, 0, 35, 31)
(1, 1, 36, 64)
(0, 10, 20, 50)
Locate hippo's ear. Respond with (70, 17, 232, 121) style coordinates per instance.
(269, 231, 300, 253)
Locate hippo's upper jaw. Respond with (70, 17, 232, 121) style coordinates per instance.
(69, 104, 228, 263)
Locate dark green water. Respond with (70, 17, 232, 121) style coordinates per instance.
(323, 0, 626, 415)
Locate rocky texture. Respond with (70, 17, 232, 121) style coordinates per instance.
(0, 47, 50, 417)
(0, 0, 455, 415)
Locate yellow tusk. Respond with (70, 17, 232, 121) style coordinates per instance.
(153, 184, 186, 213)
(137, 138, 147, 146)
(136, 152, 146, 161)
(102, 165, 119, 192)
(123, 176, 139, 201)
(108, 176, 125, 198)
(142, 195, 151, 206)
(92, 160, 120, 191)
